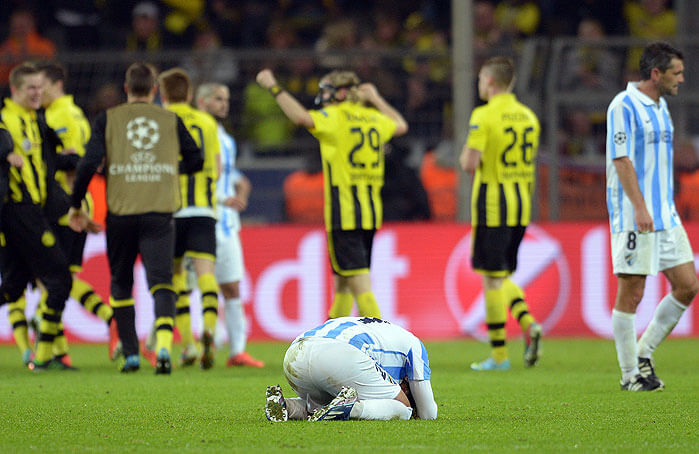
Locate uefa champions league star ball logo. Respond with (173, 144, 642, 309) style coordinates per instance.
(126, 116, 160, 150)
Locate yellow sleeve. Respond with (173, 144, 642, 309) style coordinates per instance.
(376, 112, 397, 143)
(308, 108, 338, 142)
(465, 107, 488, 153)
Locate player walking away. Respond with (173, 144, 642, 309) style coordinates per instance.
(459, 57, 542, 371)
(606, 42, 697, 392)
(264, 317, 438, 421)
(0, 62, 73, 371)
(195, 82, 264, 368)
(157, 68, 221, 370)
(69, 62, 203, 375)
(256, 68, 408, 320)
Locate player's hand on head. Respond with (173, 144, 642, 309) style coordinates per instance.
(256, 69, 277, 89)
(358, 83, 379, 102)
(61, 147, 77, 155)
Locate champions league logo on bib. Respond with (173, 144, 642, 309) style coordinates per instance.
(126, 116, 160, 150)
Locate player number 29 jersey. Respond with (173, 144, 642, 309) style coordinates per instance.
(308, 102, 397, 232)
(296, 316, 431, 382)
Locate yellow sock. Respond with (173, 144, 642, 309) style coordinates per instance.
(503, 279, 535, 333)
(36, 308, 60, 363)
(8, 296, 30, 353)
(154, 316, 174, 354)
(71, 278, 113, 322)
(485, 288, 508, 363)
(328, 292, 353, 318)
(198, 273, 219, 332)
(173, 270, 194, 346)
(356, 292, 381, 318)
(53, 323, 69, 356)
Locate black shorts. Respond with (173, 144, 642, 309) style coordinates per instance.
(54, 224, 88, 272)
(471, 225, 526, 277)
(0, 203, 71, 306)
(106, 212, 175, 298)
(174, 216, 217, 261)
(327, 229, 375, 276)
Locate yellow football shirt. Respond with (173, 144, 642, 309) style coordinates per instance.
(45, 94, 91, 193)
(466, 93, 540, 227)
(166, 102, 220, 212)
(308, 101, 397, 231)
(1, 98, 47, 205)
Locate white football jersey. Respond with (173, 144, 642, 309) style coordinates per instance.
(606, 82, 680, 233)
(216, 124, 242, 234)
(296, 317, 431, 382)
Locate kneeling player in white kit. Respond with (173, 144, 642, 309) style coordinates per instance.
(265, 317, 438, 421)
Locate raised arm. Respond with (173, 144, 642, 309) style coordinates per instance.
(256, 69, 314, 129)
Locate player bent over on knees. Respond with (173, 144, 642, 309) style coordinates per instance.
(265, 317, 438, 421)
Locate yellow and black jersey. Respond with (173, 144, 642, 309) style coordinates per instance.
(166, 103, 220, 214)
(45, 95, 90, 194)
(466, 93, 540, 227)
(308, 101, 397, 232)
(0, 98, 47, 205)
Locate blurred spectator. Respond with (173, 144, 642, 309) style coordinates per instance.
(280, 0, 336, 46)
(558, 110, 604, 164)
(402, 12, 449, 83)
(0, 9, 56, 88)
(382, 146, 431, 222)
(205, 0, 242, 47)
(284, 56, 320, 108)
(283, 150, 324, 224)
(473, 1, 514, 67)
(86, 82, 123, 120)
(494, 0, 541, 39)
(315, 18, 358, 70)
(124, 2, 167, 52)
(559, 18, 622, 92)
(419, 150, 457, 222)
(51, 0, 106, 50)
(181, 28, 238, 87)
(160, 0, 205, 48)
(624, 0, 676, 72)
(372, 11, 402, 48)
(540, 0, 626, 36)
(241, 20, 297, 153)
(236, 0, 274, 47)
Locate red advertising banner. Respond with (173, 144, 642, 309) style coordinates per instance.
(1, 222, 697, 343)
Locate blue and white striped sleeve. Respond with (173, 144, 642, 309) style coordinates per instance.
(607, 100, 633, 160)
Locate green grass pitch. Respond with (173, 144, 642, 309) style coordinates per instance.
(1, 338, 697, 453)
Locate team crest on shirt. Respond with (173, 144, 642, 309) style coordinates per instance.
(624, 251, 637, 266)
(22, 138, 31, 151)
(613, 132, 627, 145)
(126, 116, 160, 150)
(41, 230, 56, 248)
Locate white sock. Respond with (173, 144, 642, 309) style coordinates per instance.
(224, 298, 247, 356)
(285, 397, 308, 420)
(612, 309, 639, 382)
(348, 399, 413, 420)
(638, 293, 687, 359)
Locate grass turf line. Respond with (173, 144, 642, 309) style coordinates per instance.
(0, 338, 697, 453)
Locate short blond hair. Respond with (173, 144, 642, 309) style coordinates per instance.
(159, 67, 191, 103)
